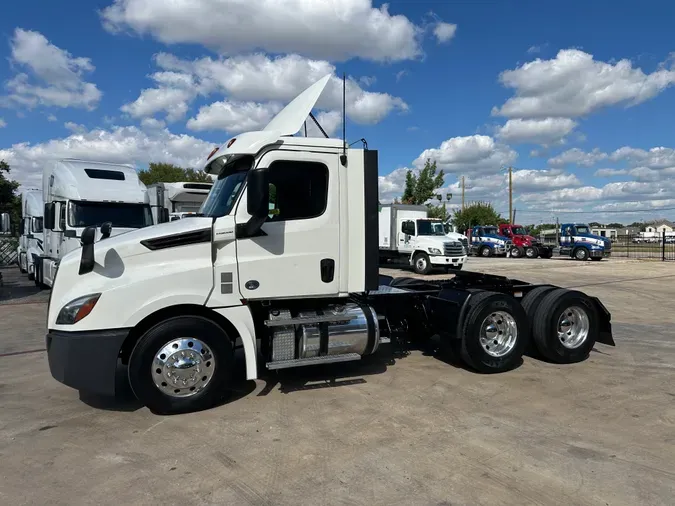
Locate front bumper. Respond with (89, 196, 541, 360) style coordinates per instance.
(590, 249, 610, 258)
(46, 328, 130, 396)
(429, 254, 467, 266)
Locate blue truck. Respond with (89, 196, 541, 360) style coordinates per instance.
(468, 225, 513, 257)
(559, 223, 612, 261)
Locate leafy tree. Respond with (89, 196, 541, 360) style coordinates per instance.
(427, 203, 448, 220)
(400, 158, 448, 220)
(606, 222, 624, 228)
(138, 162, 212, 185)
(451, 201, 505, 232)
(0, 160, 21, 235)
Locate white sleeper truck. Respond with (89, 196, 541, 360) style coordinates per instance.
(36, 159, 153, 288)
(147, 181, 213, 224)
(45, 76, 615, 415)
(17, 189, 44, 279)
(379, 204, 468, 274)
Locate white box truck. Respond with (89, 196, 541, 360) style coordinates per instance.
(379, 204, 468, 274)
(44, 75, 615, 415)
(36, 159, 153, 288)
(147, 181, 213, 224)
(17, 189, 44, 279)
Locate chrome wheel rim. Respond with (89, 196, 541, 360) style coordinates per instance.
(479, 311, 518, 357)
(526, 248, 536, 257)
(575, 249, 586, 260)
(511, 248, 520, 257)
(416, 257, 427, 271)
(481, 248, 490, 257)
(152, 338, 215, 398)
(557, 306, 589, 349)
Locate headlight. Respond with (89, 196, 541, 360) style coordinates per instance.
(428, 248, 442, 255)
(56, 293, 101, 325)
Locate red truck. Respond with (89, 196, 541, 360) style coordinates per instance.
(499, 224, 553, 259)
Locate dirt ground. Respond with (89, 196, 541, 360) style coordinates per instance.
(1, 258, 674, 506)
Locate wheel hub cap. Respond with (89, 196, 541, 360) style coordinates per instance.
(557, 306, 590, 349)
(479, 311, 518, 358)
(152, 338, 215, 398)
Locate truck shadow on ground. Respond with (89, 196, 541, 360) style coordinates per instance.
(0, 267, 47, 304)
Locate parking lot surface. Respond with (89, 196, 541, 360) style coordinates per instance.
(1, 258, 674, 506)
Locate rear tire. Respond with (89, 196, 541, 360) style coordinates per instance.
(510, 246, 524, 258)
(532, 288, 598, 364)
(412, 252, 432, 275)
(524, 246, 537, 258)
(459, 291, 528, 373)
(128, 316, 235, 415)
(520, 285, 557, 355)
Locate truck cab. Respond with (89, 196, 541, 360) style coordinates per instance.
(17, 190, 44, 278)
(148, 181, 214, 224)
(469, 225, 512, 257)
(498, 224, 553, 259)
(559, 223, 611, 261)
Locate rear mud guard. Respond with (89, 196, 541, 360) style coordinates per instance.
(590, 296, 615, 346)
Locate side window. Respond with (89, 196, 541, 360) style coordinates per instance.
(59, 203, 66, 230)
(266, 160, 328, 222)
(401, 220, 415, 235)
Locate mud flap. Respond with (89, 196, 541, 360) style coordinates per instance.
(591, 296, 615, 346)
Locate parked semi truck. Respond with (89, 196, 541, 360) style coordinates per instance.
(379, 204, 468, 274)
(17, 189, 44, 278)
(499, 224, 553, 259)
(35, 159, 154, 288)
(45, 75, 615, 414)
(147, 181, 213, 224)
(468, 225, 512, 257)
(559, 223, 611, 261)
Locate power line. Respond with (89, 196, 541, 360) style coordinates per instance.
(494, 206, 675, 214)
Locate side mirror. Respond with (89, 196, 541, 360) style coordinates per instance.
(79, 226, 97, 275)
(44, 203, 56, 230)
(247, 168, 270, 218)
(159, 208, 169, 224)
(0, 213, 10, 234)
(100, 222, 112, 239)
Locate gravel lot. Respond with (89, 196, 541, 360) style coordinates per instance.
(1, 258, 674, 506)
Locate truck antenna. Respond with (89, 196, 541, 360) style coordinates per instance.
(340, 72, 348, 166)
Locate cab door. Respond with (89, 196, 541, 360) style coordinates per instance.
(234, 149, 341, 300)
(398, 220, 415, 253)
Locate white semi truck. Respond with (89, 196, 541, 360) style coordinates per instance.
(17, 189, 44, 279)
(379, 204, 468, 274)
(45, 75, 615, 414)
(36, 159, 153, 288)
(147, 181, 213, 224)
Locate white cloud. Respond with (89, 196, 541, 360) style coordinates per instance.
(594, 168, 628, 177)
(495, 117, 577, 145)
(64, 121, 86, 133)
(359, 76, 376, 87)
(126, 52, 407, 127)
(101, 0, 425, 62)
(493, 49, 675, 119)
(47, 114, 57, 122)
(140, 117, 166, 130)
(187, 100, 283, 133)
(2, 28, 102, 110)
(611, 146, 675, 169)
(0, 118, 6, 128)
(433, 23, 457, 43)
(548, 147, 608, 167)
(0, 125, 213, 189)
(413, 135, 517, 175)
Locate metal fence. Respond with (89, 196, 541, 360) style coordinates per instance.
(0, 237, 18, 266)
(610, 232, 675, 261)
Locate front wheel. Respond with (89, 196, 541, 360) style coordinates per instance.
(459, 291, 528, 373)
(510, 246, 524, 258)
(128, 316, 235, 414)
(480, 246, 493, 258)
(412, 252, 432, 275)
(574, 248, 589, 261)
(524, 246, 538, 258)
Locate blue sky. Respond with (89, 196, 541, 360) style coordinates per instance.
(1, 0, 675, 224)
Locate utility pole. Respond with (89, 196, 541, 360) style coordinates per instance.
(461, 175, 465, 210)
(508, 167, 513, 224)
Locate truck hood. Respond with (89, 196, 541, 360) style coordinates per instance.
(445, 232, 468, 242)
(573, 233, 611, 247)
(477, 233, 510, 242)
(48, 217, 216, 329)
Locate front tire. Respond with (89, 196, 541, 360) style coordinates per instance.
(412, 252, 432, 275)
(128, 316, 235, 415)
(480, 246, 493, 258)
(510, 246, 524, 258)
(524, 246, 537, 258)
(532, 288, 598, 363)
(574, 247, 589, 261)
(459, 291, 528, 373)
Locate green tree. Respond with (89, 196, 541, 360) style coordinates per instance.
(0, 160, 21, 235)
(606, 222, 624, 228)
(137, 162, 212, 185)
(400, 158, 447, 220)
(451, 201, 505, 232)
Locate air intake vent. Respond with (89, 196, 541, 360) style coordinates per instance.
(84, 169, 125, 180)
(183, 183, 212, 190)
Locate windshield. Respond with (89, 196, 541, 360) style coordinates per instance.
(32, 217, 43, 233)
(576, 225, 590, 234)
(483, 227, 498, 235)
(417, 220, 446, 236)
(512, 226, 527, 235)
(200, 156, 252, 218)
(68, 201, 153, 228)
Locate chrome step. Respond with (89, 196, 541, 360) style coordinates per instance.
(264, 314, 356, 327)
(267, 353, 361, 370)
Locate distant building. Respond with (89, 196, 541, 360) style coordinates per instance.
(591, 227, 617, 239)
(645, 220, 674, 234)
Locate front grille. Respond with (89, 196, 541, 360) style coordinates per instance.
(444, 241, 465, 256)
